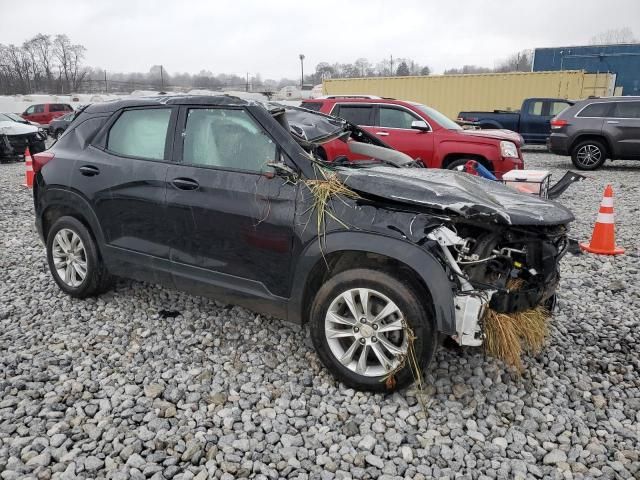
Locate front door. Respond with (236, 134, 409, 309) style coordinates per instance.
(607, 101, 640, 158)
(165, 106, 297, 304)
(374, 105, 435, 166)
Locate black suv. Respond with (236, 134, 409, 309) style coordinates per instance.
(549, 96, 640, 170)
(33, 96, 573, 391)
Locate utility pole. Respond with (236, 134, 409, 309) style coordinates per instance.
(390, 55, 394, 76)
(299, 54, 305, 88)
(246, 73, 249, 92)
(104, 70, 108, 94)
(160, 65, 164, 90)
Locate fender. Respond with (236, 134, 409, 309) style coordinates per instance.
(287, 231, 457, 335)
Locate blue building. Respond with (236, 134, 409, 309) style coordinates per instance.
(533, 43, 640, 96)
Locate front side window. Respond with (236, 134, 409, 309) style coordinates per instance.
(34, 104, 45, 114)
(334, 105, 373, 125)
(182, 108, 276, 173)
(25, 106, 35, 115)
(300, 102, 323, 112)
(528, 101, 544, 116)
(577, 102, 611, 118)
(612, 102, 640, 119)
(379, 107, 419, 129)
(107, 108, 171, 160)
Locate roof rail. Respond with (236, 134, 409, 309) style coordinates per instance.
(316, 94, 382, 99)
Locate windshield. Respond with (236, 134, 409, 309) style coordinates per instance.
(413, 104, 462, 130)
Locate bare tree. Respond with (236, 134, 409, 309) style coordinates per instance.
(494, 49, 533, 73)
(590, 27, 636, 45)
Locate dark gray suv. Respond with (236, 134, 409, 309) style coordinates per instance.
(549, 97, 640, 170)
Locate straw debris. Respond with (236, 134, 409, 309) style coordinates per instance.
(483, 278, 550, 372)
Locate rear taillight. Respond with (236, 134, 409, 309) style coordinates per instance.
(32, 151, 55, 173)
(550, 118, 569, 129)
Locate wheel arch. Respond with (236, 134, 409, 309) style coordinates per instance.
(287, 232, 457, 335)
(442, 152, 494, 172)
(40, 188, 106, 248)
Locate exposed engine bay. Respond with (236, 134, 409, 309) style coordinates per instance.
(428, 222, 568, 346)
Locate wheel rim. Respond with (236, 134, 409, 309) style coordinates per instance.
(52, 228, 88, 287)
(576, 144, 601, 167)
(324, 288, 408, 377)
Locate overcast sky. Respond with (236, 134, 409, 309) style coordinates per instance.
(1, 0, 639, 80)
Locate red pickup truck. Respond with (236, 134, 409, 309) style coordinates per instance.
(300, 96, 524, 178)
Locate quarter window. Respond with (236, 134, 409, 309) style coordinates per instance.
(51, 104, 66, 112)
(577, 103, 611, 118)
(107, 108, 171, 160)
(612, 102, 640, 119)
(182, 108, 276, 173)
(550, 102, 571, 116)
(334, 105, 373, 125)
(379, 107, 419, 129)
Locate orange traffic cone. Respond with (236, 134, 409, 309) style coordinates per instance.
(23, 147, 34, 188)
(580, 185, 624, 255)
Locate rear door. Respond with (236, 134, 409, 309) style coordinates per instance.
(521, 100, 548, 143)
(165, 106, 297, 301)
(375, 105, 435, 165)
(607, 101, 640, 158)
(77, 106, 176, 273)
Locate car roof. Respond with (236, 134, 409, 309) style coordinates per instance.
(304, 97, 407, 105)
(84, 95, 253, 114)
(577, 96, 640, 104)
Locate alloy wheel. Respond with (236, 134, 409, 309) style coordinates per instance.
(52, 228, 88, 287)
(576, 144, 602, 167)
(324, 288, 408, 377)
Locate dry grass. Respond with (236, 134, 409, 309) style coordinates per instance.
(303, 169, 359, 244)
(483, 278, 550, 372)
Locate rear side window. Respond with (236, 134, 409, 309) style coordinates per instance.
(107, 108, 171, 160)
(577, 103, 611, 118)
(334, 105, 373, 125)
(300, 102, 323, 112)
(379, 107, 419, 129)
(50, 104, 66, 112)
(611, 102, 640, 119)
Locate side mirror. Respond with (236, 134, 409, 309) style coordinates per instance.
(411, 120, 430, 132)
(266, 161, 297, 181)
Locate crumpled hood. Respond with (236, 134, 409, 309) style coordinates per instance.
(0, 120, 39, 136)
(339, 166, 574, 226)
(457, 128, 522, 145)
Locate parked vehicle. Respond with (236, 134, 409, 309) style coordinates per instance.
(48, 112, 77, 138)
(0, 112, 40, 126)
(21, 103, 74, 126)
(0, 116, 47, 161)
(458, 98, 573, 144)
(548, 97, 640, 170)
(33, 96, 573, 392)
(300, 96, 524, 178)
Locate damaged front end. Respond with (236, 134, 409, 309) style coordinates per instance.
(427, 221, 568, 347)
(0, 121, 47, 160)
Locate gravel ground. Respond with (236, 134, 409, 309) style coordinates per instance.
(1, 153, 639, 480)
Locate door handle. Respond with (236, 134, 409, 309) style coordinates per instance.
(171, 177, 200, 190)
(79, 165, 100, 176)
(376, 132, 390, 136)
(606, 121, 620, 124)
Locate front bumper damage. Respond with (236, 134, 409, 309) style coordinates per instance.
(0, 131, 47, 160)
(428, 224, 568, 347)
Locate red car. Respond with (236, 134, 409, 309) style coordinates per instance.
(21, 103, 74, 127)
(300, 96, 524, 178)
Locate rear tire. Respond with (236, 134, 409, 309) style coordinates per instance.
(571, 139, 606, 170)
(46, 216, 112, 298)
(309, 268, 437, 392)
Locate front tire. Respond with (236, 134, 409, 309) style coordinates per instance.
(309, 268, 437, 392)
(46, 216, 112, 298)
(571, 140, 606, 170)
